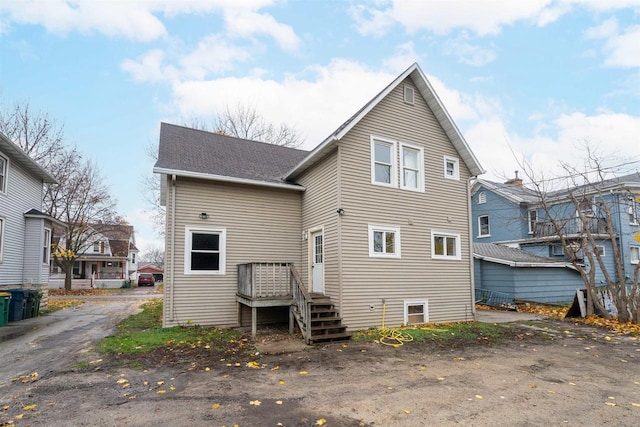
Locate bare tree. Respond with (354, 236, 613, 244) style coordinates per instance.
(49, 153, 121, 290)
(0, 101, 65, 170)
(520, 150, 640, 323)
(140, 245, 165, 268)
(0, 100, 123, 290)
(186, 103, 304, 148)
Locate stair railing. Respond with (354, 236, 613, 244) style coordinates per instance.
(290, 264, 312, 343)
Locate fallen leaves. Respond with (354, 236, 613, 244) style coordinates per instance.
(12, 372, 39, 384)
(316, 418, 327, 425)
(22, 404, 36, 411)
(249, 400, 261, 406)
(211, 403, 221, 409)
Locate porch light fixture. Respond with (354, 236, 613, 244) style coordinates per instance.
(199, 212, 209, 220)
(336, 208, 345, 216)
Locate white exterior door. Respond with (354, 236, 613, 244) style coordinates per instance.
(311, 230, 324, 293)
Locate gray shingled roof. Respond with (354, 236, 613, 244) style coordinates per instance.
(474, 243, 573, 267)
(155, 123, 309, 185)
(547, 171, 640, 198)
(475, 179, 539, 204)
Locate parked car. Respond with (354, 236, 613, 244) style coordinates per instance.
(138, 273, 155, 286)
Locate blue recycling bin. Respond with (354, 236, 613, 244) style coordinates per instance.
(7, 289, 28, 322)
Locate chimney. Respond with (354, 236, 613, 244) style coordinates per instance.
(504, 171, 523, 187)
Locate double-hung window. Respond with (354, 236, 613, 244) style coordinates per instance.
(43, 228, 51, 264)
(528, 210, 537, 234)
(431, 231, 461, 260)
(631, 246, 640, 265)
(0, 154, 7, 194)
(0, 217, 4, 262)
(371, 138, 397, 187)
(443, 156, 460, 181)
(478, 215, 490, 237)
(368, 225, 401, 258)
(185, 226, 226, 274)
(400, 143, 424, 191)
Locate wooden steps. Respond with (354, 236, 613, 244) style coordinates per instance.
(308, 296, 351, 344)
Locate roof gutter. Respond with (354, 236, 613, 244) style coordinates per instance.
(473, 254, 578, 270)
(153, 167, 305, 192)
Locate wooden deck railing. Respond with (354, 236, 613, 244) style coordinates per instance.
(237, 263, 292, 299)
(534, 217, 608, 238)
(290, 265, 311, 343)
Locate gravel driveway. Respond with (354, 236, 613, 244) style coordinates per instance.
(1, 301, 639, 426)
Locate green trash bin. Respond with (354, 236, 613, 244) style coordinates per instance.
(25, 290, 38, 319)
(0, 292, 11, 326)
(33, 290, 43, 317)
(7, 289, 28, 322)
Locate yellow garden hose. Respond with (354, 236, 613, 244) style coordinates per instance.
(378, 302, 414, 347)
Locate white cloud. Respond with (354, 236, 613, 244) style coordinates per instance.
(382, 41, 421, 73)
(601, 25, 640, 68)
(2, 0, 167, 41)
(350, 0, 638, 37)
(444, 37, 497, 66)
(224, 9, 300, 51)
(171, 59, 395, 148)
(468, 111, 640, 183)
(584, 18, 619, 39)
(1, 0, 299, 48)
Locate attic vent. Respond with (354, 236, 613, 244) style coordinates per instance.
(478, 191, 486, 204)
(403, 85, 415, 105)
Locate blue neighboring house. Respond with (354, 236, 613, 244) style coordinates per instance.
(471, 172, 640, 304)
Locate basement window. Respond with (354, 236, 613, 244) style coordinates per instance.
(404, 300, 428, 325)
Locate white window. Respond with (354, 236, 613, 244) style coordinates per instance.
(400, 143, 424, 191)
(403, 85, 415, 105)
(628, 203, 639, 225)
(631, 246, 640, 265)
(0, 154, 7, 194)
(478, 191, 486, 204)
(371, 137, 397, 187)
(478, 215, 490, 237)
(528, 209, 537, 234)
(594, 245, 605, 256)
(431, 231, 461, 260)
(551, 244, 564, 256)
(93, 242, 99, 253)
(443, 156, 460, 181)
(404, 300, 428, 325)
(0, 217, 4, 262)
(184, 226, 227, 275)
(131, 253, 136, 264)
(368, 225, 401, 258)
(43, 228, 51, 264)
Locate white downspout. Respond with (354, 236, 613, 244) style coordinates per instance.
(467, 176, 477, 320)
(169, 174, 176, 322)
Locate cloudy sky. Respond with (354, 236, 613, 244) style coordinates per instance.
(1, 0, 639, 253)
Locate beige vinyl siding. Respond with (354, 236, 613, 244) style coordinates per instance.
(0, 154, 44, 286)
(296, 149, 339, 299)
(164, 177, 302, 327)
(338, 77, 474, 329)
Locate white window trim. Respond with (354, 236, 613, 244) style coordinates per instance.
(443, 155, 460, 181)
(403, 85, 415, 105)
(629, 203, 639, 225)
(368, 225, 401, 258)
(478, 191, 486, 204)
(527, 209, 537, 234)
(370, 136, 398, 188)
(0, 153, 9, 195)
(630, 245, 640, 265)
(399, 142, 424, 192)
(431, 230, 461, 260)
(43, 227, 51, 265)
(184, 226, 227, 275)
(478, 215, 490, 238)
(0, 217, 4, 263)
(594, 245, 605, 257)
(404, 300, 428, 325)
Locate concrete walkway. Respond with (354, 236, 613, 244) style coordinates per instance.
(475, 309, 545, 323)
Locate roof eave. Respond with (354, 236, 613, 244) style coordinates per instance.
(154, 167, 306, 192)
(473, 254, 577, 269)
(0, 132, 57, 184)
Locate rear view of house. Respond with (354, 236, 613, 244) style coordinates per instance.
(155, 63, 484, 342)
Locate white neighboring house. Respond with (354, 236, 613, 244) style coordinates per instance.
(0, 132, 61, 299)
(50, 224, 139, 289)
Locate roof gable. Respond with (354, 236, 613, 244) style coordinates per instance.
(287, 63, 484, 179)
(154, 123, 308, 190)
(0, 131, 57, 183)
(473, 179, 539, 204)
